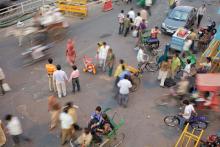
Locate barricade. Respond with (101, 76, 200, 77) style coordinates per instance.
(102, 0, 113, 12)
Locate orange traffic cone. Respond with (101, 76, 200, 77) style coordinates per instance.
(103, 0, 113, 12)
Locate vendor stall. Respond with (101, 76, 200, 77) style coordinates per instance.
(170, 28, 191, 52)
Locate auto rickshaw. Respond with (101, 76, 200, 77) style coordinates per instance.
(195, 73, 220, 111)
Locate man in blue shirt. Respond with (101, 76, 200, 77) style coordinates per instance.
(119, 65, 131, 80)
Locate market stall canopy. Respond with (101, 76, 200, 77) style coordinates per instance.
(196, 73, 220, 92)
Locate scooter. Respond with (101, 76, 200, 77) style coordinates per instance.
(21, 43, 54, 66)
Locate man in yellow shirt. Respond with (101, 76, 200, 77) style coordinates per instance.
(45, 58, 56, 91)
(171, 53, 181, 79)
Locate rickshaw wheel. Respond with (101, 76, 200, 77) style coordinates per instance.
(109, 133, 125, 147)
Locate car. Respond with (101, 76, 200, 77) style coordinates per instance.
(161, 6, 197, 34)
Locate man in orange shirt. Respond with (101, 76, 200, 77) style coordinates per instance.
(151, 26, 161, 39)
(45, 58, 56, 91)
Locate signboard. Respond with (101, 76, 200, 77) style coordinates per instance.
(58, 4, 87, 16)
(57, 0, 87, 5)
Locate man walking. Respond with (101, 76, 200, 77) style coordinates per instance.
(69, 65, 80, 93)
(59, 108, 74, 145)
(117, 75, 132, 107)
(145, 0, 152, 16)
(45, 58, 56, 92)
(0, 68, 5, 96)
(197, 4, 207, 28)
(158, 58, 172, 87)
(53, 65, 68, 98)
(5, 114, 31, 145)
(118, 10, 125, 34)
(124, 15, 131, 37)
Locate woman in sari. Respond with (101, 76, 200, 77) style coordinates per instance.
(66, 39, 76, 66)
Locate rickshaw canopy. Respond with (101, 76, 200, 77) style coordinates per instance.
(196, 74, 220, 92)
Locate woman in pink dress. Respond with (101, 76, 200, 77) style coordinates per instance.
(66, 39, 76, 66)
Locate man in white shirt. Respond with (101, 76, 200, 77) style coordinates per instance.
(128, 8, 135, 23)
(178, 100, 197, 129)
(53, 65, 68, 98)
(118, 10, 125, 34)
(183, 59, 191, 78)
(137, 47, 146, 68)
(60, 108, 74, 145)
(5, 114, 31, 145)
(117, 75, 132, 107)
(134, 12, 142, 29)
(98, 42, 110, 72)
(197, 4, 207, 27)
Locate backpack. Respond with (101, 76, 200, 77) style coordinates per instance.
(164, 78, 176, 87)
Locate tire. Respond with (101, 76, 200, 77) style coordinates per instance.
(164, 116, 179, 127)
(130, 75, 141, 92)
(146, 62, 159, 72)
(110, 133, 125, 147)
(190, 121, 208, 131)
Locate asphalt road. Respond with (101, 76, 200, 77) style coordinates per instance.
(0, 0, 220, 147)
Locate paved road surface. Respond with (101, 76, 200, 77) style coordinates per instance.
(0, 0, 220, 147)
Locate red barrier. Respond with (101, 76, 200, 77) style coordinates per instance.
(103, 0, 113, 12)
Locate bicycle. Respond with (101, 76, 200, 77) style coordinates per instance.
(138, 60, 159, 73)
(164, 114, 208, 131)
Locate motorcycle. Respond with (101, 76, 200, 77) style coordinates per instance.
(198, 17, 217, 40)
(21, 43, 54, 66)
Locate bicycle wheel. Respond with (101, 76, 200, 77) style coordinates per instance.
(164, 116, 179, 127)
(146, 62, 159, 72)
(130, 75, 141, 92)
(110, 133, 125, 147)
(190, 121, 208, 131)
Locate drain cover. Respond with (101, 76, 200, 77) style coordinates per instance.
(99, 33, 112, 38)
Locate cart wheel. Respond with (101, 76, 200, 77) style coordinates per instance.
(110, 133, 125, 147)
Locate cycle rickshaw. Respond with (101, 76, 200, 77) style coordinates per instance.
(70, 108, 125, 147)
(192, 73, 220, 111)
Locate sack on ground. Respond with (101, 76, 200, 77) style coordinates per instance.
(164, 78, 176, 87)
(2, 83, 11, 91)
(132, 30, 138, 38)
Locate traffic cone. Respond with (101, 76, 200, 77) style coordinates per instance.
(103, 0, 113, 12)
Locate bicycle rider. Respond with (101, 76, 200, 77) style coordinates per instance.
(178, 100, 197, 130)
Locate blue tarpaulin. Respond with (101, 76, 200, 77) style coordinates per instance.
(214, 25, 220, 40)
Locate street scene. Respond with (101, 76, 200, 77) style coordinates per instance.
(0, 0, 220, 147)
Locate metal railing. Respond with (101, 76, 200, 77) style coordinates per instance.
(0, 0, 55, 22)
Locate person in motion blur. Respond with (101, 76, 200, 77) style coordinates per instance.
(0, 68, 5, 96)
(48, 95, 61, 130)
(66, 39, 76, 66)
(65, 102, 81, 131)
(5, 114, 31, 146)
(0, 120, 6, 147)
(59, 108, 74, 145)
